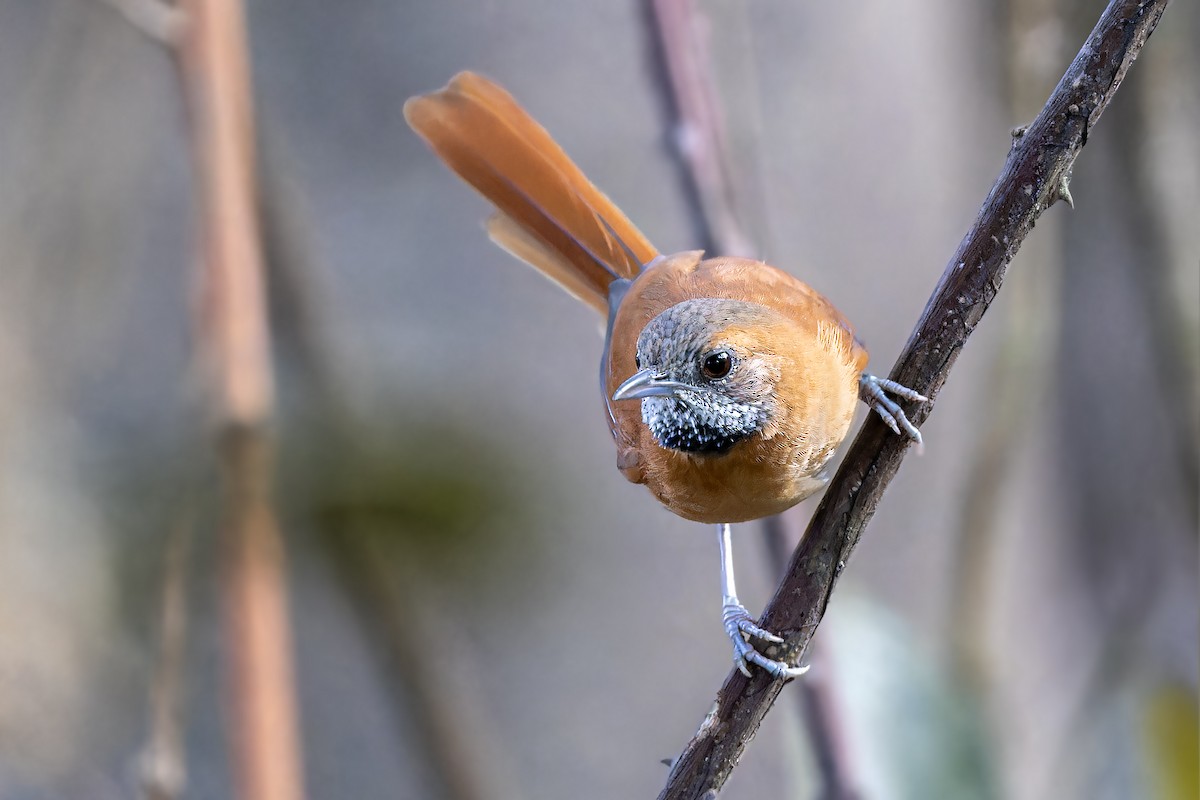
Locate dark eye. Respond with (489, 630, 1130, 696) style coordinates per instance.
(635, 353, 641, 369)
(701, 351, 732, 380)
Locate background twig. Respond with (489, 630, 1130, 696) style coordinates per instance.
(646, 2, 863, 795)
(647, 0, 754, 258)
(949, 0, 1065, 693)
(137, 512, 192, 800)
(659, 1, 1171, 795)
(176, 0, 306, 797)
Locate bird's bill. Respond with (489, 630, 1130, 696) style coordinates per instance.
(611, 368, 690, 401)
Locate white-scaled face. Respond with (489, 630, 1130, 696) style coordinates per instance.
(624, 299, 780, 454)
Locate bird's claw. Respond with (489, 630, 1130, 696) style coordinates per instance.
(859, 373, 927, 447)
(722, 599, 808, 680)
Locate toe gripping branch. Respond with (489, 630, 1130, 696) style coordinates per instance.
(722, 598, 809, 680)
(859, 373, 928, 446)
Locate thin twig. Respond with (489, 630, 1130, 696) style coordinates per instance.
(658, 1, 1171, 795)
(138, 512, 193, 800)
(648, 0, 755, 258)
(96, 0, 185, 45)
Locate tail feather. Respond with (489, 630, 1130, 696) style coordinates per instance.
(486, 213, 608, 315)
(404, 72, 659, 312)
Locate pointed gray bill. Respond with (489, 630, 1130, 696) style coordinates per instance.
(611, 368, 691, 401)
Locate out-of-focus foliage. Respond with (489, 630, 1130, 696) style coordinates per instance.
(1142, 683, 1200, 800)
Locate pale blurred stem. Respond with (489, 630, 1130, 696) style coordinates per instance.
(647, 2, 861, 795)
(660, 1, 1171, 797)
(1047, 39, 1194, 794)
(96, 0, 184, 44)
(215, 430, 303, 800)
(175, 0, 305, 798)
(105, 0, 514, 789)
(254, 129, 350, 412)
(322, 529, 523, 800)
(139, 512, 193, 800)
(1108, 66, 1199, 525)
(949, 0, 1064, 691)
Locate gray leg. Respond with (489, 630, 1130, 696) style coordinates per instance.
(718, 523, 808, 680)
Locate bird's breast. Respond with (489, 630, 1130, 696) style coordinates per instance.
(640, 433, 837, 523)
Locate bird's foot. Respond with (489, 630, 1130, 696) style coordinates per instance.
(722, 598, 808, 680)
(859, 373, 927, 446)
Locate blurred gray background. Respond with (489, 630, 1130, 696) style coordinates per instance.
(0, 1, 1196, 799)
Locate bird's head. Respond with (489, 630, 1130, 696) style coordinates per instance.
(611, 299, 781, 454)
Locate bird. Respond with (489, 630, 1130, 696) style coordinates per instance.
(404, 72, 925, 678)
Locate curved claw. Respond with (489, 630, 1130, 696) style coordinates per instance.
(722, 600, 807, 680)
(744, 648, 810, 680)
(859, 373, 928, 447)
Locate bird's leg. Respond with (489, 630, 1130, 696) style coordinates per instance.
(718, 523, 808, 680)
(858, 373, 928, 446)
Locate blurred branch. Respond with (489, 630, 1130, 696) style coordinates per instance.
(215, 430, 303, 800)
(103, 0, 515, 790)
(950, 0, 1065, 692)
(255, 127, 353, 412)
(179, 0, 273, 427)
(97, 0, 307, 795)
(762, 517, 861, 800)
(659, 1, 1171, 796)
(323, 528, 523, 800)
(1108, 64, 1199, 526)
(173, 0, 306, 798)
(646, 5, 863, 794)
(97, 0, 184, 44)
(647, 0, 754, 258)
(138, 513, 192, 800)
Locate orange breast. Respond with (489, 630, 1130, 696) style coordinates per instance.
(605, 252, 868, 524)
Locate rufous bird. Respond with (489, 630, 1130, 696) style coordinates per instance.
(404, 72, 925, 678)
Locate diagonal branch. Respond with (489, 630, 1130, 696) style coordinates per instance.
(658, 0, 1171, 796)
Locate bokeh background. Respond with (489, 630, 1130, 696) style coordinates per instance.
(0, 1, 1196, 799)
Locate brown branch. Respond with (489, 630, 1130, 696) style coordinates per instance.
(648, 0, 755, 258)
(103, 0, 307, 793)
(658, 0, 1171, 796)
(175, 1, 305, 798)
(180, 0, 273, 428)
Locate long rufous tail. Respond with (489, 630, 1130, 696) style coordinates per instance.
(403, 72, 659, 314)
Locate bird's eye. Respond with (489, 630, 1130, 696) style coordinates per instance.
(635, 353, 642, 369)
(701, 351, 732, 380)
